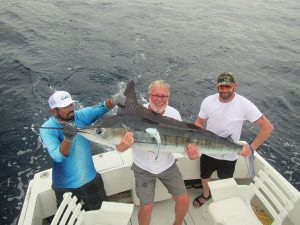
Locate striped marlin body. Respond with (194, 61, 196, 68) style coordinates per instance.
(79, 81, 244, 156)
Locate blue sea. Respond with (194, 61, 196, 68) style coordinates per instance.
(0, 0, 299, 224)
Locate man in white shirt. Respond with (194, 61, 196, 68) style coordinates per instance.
(117, 80, 199, 225)
(193, 72, 273, 208)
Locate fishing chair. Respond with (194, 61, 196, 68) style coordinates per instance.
(207, 166, 299, 225)
(50, 192, 134, 225)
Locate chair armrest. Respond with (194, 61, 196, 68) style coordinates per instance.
(209, 178, 253, 202)
(83, 201, 134, 225)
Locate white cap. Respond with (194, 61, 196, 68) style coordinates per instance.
(48, 91, 74, 109)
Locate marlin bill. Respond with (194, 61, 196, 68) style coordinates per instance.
(79, 81, 244, 155)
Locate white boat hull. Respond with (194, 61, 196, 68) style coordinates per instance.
(18, 149, 300, 225)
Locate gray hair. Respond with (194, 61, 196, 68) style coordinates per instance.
(148, 80, 170, 95)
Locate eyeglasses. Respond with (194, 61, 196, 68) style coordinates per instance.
(150, 94, 169, 100)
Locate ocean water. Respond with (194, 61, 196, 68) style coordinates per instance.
(0, 0, 299, 224)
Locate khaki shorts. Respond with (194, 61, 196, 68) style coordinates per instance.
(132, 162, 186, 205)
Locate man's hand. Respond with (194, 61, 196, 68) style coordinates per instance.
(239, 144, 253, 158)
(185, 143, 200, 160)
(116, 132, 134, 152)
(111, 92, 127, 107)
(63, 123, 77, 142)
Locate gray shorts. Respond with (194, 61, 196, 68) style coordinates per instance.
(131, 162, 186, 205)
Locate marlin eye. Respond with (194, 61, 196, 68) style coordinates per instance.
(96, 128, 102, 134)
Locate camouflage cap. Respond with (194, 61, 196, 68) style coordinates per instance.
(217, 72, 236, 86)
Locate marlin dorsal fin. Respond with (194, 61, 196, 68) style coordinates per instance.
(124, 80, 137, 103)
(118, 81, 202, 132)
(117, 80, 140, 116)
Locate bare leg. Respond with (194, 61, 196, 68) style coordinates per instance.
(173, 192, 190, 225)
(138, 204, 153, 225)
(193, 178, 211, 208)
(201, 178, 210, 198)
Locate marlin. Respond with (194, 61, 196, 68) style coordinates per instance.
(35, 81, 254, 176)
(80, 81, 247, 157)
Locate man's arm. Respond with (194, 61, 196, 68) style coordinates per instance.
(59, 140, 72, 156)
(185, 143, 200, 160)
(251, 115, 274, 150)
(60, 123, 78, 157)
(116, 132, 134, 152)
(240, 115, 274, 157)
(104, 98, 115, 110)
(105, 92, 127, 109)
(183, 116, 208, 160)
(194, 116, 207, 128)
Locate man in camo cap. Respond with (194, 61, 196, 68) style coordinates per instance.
(192, 71, 273, 208)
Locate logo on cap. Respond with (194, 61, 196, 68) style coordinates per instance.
(61, 95, 70, 100)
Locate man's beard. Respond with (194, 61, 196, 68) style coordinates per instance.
(219, 91, 234, 101)
(57, 111, 74, 122)
(149, 101, 167, 114)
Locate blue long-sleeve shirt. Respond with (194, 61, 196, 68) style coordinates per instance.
(40, 101, 109, 189)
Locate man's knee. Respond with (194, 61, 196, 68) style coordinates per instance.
(140, 204, 154, 214)
(174, 192, 190, 207)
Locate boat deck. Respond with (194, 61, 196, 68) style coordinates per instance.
(126, 178, 253, 225)
(128, 188, 213, 225)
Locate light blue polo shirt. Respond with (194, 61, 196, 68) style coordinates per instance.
(40, 101, 109, 189)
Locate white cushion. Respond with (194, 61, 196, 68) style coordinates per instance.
(208, 197, 262, 225)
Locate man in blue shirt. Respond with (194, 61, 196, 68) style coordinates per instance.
(40, 90, 133, 210)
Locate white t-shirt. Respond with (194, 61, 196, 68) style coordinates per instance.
(132, 104, 182, 174)
(198, 93, 262, 161)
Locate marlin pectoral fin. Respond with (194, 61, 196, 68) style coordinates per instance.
(121, 123, 128, 131)
(146, 128, 161, 144)
(145, 128, 161, 159)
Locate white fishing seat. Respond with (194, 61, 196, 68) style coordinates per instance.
(50, 192, 134, 225)
(208, 166, 299, 225)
